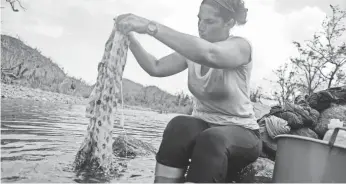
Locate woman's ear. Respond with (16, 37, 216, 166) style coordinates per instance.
(225, 18, 235, 29)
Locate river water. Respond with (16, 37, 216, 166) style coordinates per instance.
(1, 98, 177, 183)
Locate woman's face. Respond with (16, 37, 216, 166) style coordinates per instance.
(198, 3, 231, 42)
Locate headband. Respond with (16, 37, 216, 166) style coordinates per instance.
(212, 0, 236, 13)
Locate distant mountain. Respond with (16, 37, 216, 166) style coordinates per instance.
(122, 78, 144, 95)
(1, 34, 193, 114)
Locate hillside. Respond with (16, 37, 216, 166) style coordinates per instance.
(1, 34, 193, 114)
(1, 35, 66, 90)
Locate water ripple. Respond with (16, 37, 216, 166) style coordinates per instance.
(1, 98, 176, 183)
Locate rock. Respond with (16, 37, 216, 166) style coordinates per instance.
(1, 95, 5, 98)
(112, 135, 157, 158)
(308, 86, 346, 112)
(314, 104, 346, 138)
(236, 157, 274, 183)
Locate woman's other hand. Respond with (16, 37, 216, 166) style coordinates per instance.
(115, 13, 150, 35)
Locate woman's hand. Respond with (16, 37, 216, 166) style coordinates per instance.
(115, 13, 150, 35)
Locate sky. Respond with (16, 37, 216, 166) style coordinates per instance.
(1, 0, 346, 96)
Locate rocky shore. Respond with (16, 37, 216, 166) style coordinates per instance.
(1, 83, 275, 182)
(1, 83, 160, 113)
(1, 83, 88, 105)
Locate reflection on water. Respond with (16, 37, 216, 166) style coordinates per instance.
(1, 98, 176, 183)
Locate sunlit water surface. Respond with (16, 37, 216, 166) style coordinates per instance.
(1, 98, 177, 183)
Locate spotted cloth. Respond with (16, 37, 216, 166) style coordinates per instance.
(73, 21, 129, 174)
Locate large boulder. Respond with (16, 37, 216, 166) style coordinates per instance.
(314, 104, 346, 138)
(112, 135, 157, 158)
(307, 86, 346, 112)
(236, 157, 274, 183)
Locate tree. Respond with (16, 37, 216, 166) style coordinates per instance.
(290, 42, 327, 95)
(250, 87, 263, 103)
(304, 5, 346, 88)
(269, 63, 300, 106)
(1, 0, 25, 12)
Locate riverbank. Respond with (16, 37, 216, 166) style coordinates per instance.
(1, 83, 88, 105)
(0, 83, 156, 112)
(1, 83, 274, 182)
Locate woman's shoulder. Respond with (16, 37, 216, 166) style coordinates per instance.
(227, 35, 252, 47)
(226, 35, 253, 66)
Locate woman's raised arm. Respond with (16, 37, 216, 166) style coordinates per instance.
(128, 33, 187, 77)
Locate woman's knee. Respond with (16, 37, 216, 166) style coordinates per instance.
(163, 115, 207, 139)
(164, 116, 188, 134)
(186, 129, 229, 182)
(156, 116, 208, 168)
(195, 128, 227, 152)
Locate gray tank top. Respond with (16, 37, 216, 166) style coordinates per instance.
(187, 36, 259, 130)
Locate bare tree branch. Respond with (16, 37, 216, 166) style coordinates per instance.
(4, 0, 25, 12)
(16, 0, 25, 10)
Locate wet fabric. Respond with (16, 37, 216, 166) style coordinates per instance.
(294, 94, 309, 106)
(73, 22, 130, 173)
(309, 108, 320, 127)
(259, 126, 277, 161)
(290, 127, 318, 139)
(264, 116, 290, 139)
(284, 103, 316, 127)
(268, 106, 304, 129)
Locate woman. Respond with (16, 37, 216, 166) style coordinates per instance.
(116, 0, 261, 183)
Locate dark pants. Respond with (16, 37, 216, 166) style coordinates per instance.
(156, 115, 262, 183)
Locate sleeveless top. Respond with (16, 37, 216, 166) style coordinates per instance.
(187, 36, 259, 130)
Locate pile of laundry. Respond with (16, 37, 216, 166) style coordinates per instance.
(258, 86, 346, 161)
